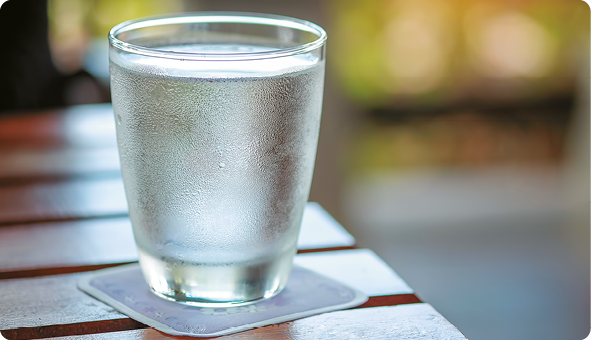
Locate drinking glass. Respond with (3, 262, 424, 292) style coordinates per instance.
(108, 12, 326, 306)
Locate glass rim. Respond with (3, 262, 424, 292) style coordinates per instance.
(108, 12, 327, 61)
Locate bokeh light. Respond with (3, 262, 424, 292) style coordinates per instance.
(330, 0, 585, 107)
(48, 0, 184, 75)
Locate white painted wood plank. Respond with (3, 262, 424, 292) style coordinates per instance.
(297, 202, 355, 249)
(0, 218, 137, 271)
(0, 249, 408, 329)
(0, 203, 354, 272)
(295, 248, 414, 296)
(49, 304, 467, 340)
(0, 273, 123, 329)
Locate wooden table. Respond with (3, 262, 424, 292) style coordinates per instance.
(0, 104, 468, 339)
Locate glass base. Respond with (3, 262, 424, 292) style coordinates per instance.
(137, 248, 294, 307)
(150, 287, 282, 307)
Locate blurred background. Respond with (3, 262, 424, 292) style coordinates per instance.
(0, 0, 588, 339)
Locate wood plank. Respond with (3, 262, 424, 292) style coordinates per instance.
(0, 319, 145, 340)
(0, 218, 136, 273)
(0, 204, 355, 278)
(0, 104, 115, 149)
(294, 249, 414, 296)
(0, 263, 136, 281)
(0, 178, 128, 225)
(0, 273, 126, 330)
(0, 297, 422, 340)
(0, 147, 120, 183)
(297, 202, 355, 249)
(0, 175, 357, 239)
(0, 249, 414, 333)
(356, 293, 421, 308)
(0, 104, 119, 184)
(18, 304, 466, 340)
(0, 110, 66, 148)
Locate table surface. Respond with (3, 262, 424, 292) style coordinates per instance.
(0, 104, 467, 340)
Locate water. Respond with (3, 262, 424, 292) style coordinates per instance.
(110, 44, 325, 306)
(137, 248, 294, 305)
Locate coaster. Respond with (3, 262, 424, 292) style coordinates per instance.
(78, 263, 368, 337)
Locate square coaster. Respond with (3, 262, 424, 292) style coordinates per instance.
(78, 263, 368, 337)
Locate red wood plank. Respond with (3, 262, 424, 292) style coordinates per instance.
(0, 263, 136, 280)
(356, 293, 421, 308)
(0, 104, 115, 149)
(0, 319, 146, 340)
(296, 246, 356, 254)
(0, 110, 66, 148)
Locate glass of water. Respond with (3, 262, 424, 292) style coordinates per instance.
(108, 13, 326, 306)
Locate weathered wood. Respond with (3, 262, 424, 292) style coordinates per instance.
(0, 273, 125, 330)
(0, 297, 424, 340)
(0, 110, 66, 148)
(0, 104, 467, 339)
(0, 263, 136, 280)
(0, 147, 120, 183)
(0, 104, 118, 184)
(0, 178, 128, 225)
(0, 218, 136, 274)
(0, 249, 414, 333)
(297, 202, 355, 250)
(294, 249, 414, 296)
(0, 104, 116, 149)
(0, 175, 358, 234)
(0, 204, 355, 279)
(0, 319, 146, 340)
(297, 246, 355, 254)
(38, 304, 466, 340)
(357, 293, 421, 308)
